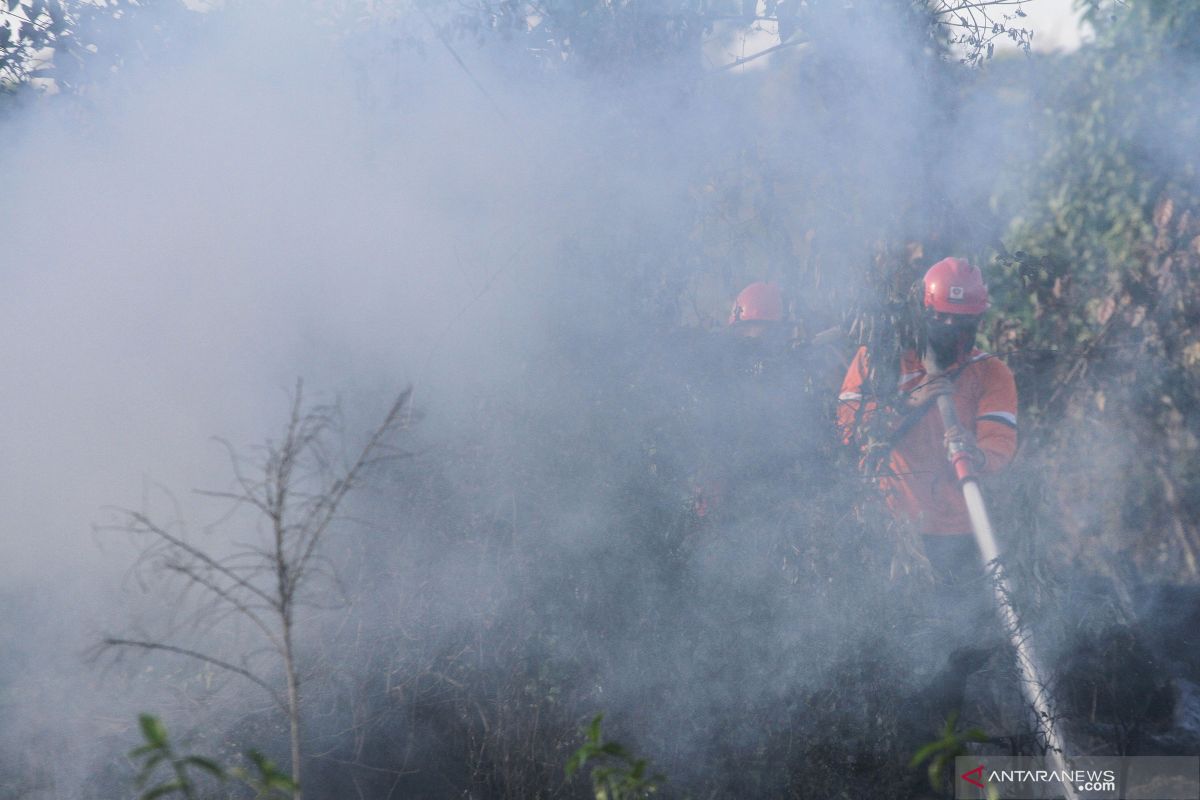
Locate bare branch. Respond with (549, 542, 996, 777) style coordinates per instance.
(210, 435, 273, 517)
(102, 638, 287, 711)
(118, 509, 276, 608)
(713, 36, 809, 73)
(163, 562, 285, 652)
(292, 388, 413, 584)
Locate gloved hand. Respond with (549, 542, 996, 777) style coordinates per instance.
(944, 423, 986, 469)
(906, 374, 954, 408)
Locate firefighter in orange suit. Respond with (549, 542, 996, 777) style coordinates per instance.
(837, 258, 1017, 580)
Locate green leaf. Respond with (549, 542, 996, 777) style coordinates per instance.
(267, 773, 298, 791)
(565, 752, 585, 778)
(183, 755, 224, 779)
(141, 781, 183, 800)
(138, 714, 169, 747)
(249, 749, 285, 778)
(908, 736, 948, 767)
(599, 742, 627, 758)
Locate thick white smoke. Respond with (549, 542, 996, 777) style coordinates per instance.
(0, 1, 1094, 796)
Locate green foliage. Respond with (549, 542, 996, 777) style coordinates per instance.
(0, 0, 194, 97)
(229, 751, 299, 799)
(0, 0, 72, 88)
(909, 712, 989, 794)
(991, 0, 1200, 583)
(440, 0, 1027, 76)
(565, 714, 663, 800)
(129, 714, 296, 800)
(130, 714, 222, 800)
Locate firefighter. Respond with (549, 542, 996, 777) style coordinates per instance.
(726, 281, 849, 390)
(837, 258, 1020, 718)
(692, 282, 794, 522)
(727, 281, 787, 339)
(688, 283, 847, 578)
(718, 281, 846, 487)
(837, 257, 1017, 578)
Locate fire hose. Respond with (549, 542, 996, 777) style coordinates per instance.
(935, 393, 1078, 800)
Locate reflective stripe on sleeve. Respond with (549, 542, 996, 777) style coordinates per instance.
(977, 411, 1017, 429)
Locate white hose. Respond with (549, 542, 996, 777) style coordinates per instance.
(936, 395, 1077, 799)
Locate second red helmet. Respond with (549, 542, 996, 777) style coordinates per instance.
(728, 282, 784, 326)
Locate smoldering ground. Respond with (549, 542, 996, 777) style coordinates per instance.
(2, 1, 1197, 798)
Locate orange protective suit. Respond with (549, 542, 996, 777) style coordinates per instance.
(837, 346, 1017, 535)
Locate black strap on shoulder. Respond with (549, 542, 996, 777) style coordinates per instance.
(885, 358, 975, 446)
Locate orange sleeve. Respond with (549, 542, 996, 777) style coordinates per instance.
(973, 359, 1018, 474)
(837, 346, 871, 445)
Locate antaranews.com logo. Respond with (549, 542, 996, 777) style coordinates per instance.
(954, 756, 1199, 799)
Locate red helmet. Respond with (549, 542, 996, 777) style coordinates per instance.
(923, 258, 989, 315)
(728, 282, 784, 326)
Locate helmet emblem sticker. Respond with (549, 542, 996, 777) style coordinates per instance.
(949, 285, 965, 301)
